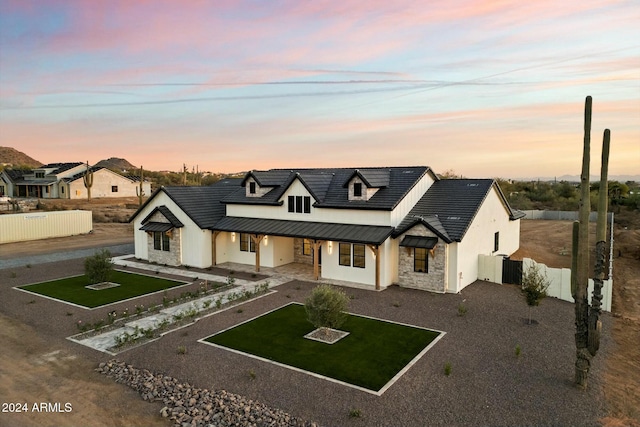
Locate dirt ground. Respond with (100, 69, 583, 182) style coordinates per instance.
(0, 201, 638, 426)
(511, 212, 640, 427)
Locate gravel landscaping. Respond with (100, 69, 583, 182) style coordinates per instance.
(1, 258, 611, 427)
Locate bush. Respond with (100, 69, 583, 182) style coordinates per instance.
(84, 249, 113, 284)
(304, 284, 349, 330)
(521, 263, 550, 324)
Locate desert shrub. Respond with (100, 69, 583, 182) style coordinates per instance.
(304, 284, 349, 330)
(521, 263, 550, 324)
(84, 249, 113, 284)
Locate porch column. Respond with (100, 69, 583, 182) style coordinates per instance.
(312, 240, 324, 280)
(368, 244, 380, 290)
(211, 231, 220, 266)
(251, 234, 265, 272)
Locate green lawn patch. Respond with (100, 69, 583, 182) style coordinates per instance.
(203, 303, 442, 393)
(18, 270, 188, 308)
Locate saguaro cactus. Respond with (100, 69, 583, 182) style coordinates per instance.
(573, 96, 611, 388)
(136, 165, 145, 206)
(83, 161, 94, 201)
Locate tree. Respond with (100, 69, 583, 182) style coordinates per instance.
(304, 284, 349, 331)
(84, 249, 113, 284)
(521, 263, 550, 324)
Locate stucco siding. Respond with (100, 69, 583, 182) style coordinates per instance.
(390, 172, 436, 226)
(68, 169, 151, 199)
(227, 179, 391, 226)
(451, 187, 520, 292)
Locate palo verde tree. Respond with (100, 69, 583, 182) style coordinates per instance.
(521, 263, 550, 324)
(304, 284, 349, 331)
(573, 96, 611, 388)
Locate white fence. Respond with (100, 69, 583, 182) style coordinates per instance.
(478, 255, 612, 312)
(521, 210, 613, 222)
(0, 210, 92, 244)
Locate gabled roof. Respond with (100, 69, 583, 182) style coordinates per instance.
(342, 168, 390, 188)
(2, 169, 27, 182)
(141, 205, 184, 228)
(223, 166, 435, 210)
(394, 179, 521, 242)
(130, 178, 242, 229)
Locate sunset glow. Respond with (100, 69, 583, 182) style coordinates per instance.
(0, 1, 638, 178)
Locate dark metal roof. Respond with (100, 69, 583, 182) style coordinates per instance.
(399, 235, 438, 249)
(223, 166, 435, 210)
(141, 205, 184, 228)
(342, 169, 390, 188)
(213, 216, 394, 245)
(130, 178, 242, 229)
(140, 222, 174, 232)
(395, 179, 519, 242)
(39, 162, 83, 174)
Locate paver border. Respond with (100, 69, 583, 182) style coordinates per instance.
(13, 269, 194, 310)
(198, 302, 446, 396)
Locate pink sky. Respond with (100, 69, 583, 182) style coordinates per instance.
(0, 1, 638, 178)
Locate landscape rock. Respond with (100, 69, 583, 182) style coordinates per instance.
(97, 359, 316, 427)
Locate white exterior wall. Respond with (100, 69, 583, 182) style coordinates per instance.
(68, 169, 151, 199)
(320, 241, 379, 288)
(390, 172, 436, 226)
(0, 210, 92, 243)
(133, 192, 211, 268)
(451, 187, 520, 293)
(227, 178, 390, 226)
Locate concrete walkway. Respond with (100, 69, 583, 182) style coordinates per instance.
(69, 256, 290, 354)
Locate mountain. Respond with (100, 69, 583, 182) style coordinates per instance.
(95, 157, 137, 172)
(0, 147, 43, 169)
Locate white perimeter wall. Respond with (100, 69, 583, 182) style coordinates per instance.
(478, 255, 612, 312)
(133, 192, 210, 268)
(450, 187, 521, 293)
(0, 210, 92, 243)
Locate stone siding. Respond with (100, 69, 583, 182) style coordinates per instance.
(347, 176, 379, 201)
(293, 238, 313, 265)
(147, 227, 181, 266)
(398, 224, 446, 292)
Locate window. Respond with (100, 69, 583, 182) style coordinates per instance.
(111, 186, 118, 193)
(289, 195, 311, 214)
(353, 244, 365, 268)
(61, 186, 65, 194)
(35, 172, 44, 178)
(303, 239, 311, 256)
(494, 232, 500, 252)
(354, 182, 362, 197)
(249, 182, 256, 194)
(339, 243, 351, 266)
(240, 233, 256, 252)
(153, 231, 170, 252)
(414, 248, 428, 273)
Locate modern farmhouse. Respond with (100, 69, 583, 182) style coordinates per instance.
(0, 162, 151, 199)
(130, 167, 524, 293)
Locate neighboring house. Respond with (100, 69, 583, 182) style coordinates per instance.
(130, 167, 524, 293)
(0, 163, 151, 199)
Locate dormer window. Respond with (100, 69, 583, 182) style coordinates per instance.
(354, 183, 362, 197)
(35, 171, 45, 179)
(249, 182, 256, 194)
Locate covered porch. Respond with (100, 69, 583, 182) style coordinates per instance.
(211, 217, 394, 290)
